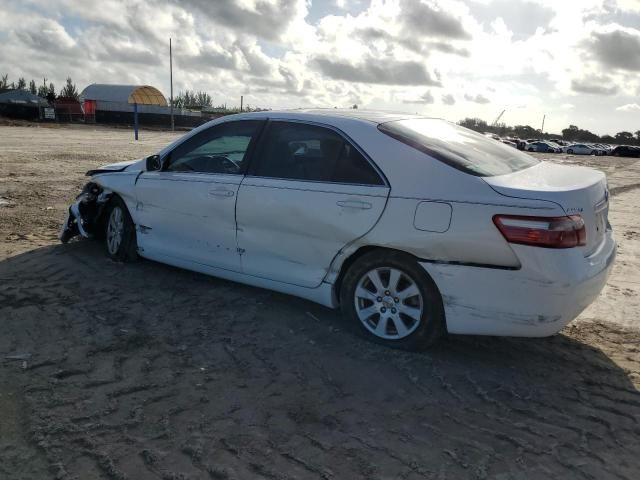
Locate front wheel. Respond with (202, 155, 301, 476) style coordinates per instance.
(567, 149, 574, 154)
(105, 197, 138, 262)
(340, 251, 445, 350)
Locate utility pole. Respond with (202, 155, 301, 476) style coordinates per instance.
(240, 95, 243, 112)
(170, 38, 174, 131)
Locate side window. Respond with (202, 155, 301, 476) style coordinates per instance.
(252, 122, 384, 185)
(166, 121, 261, 174)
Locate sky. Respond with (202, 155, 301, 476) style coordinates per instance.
(1, 0, 639, 135)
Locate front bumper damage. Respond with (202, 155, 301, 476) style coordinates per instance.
(59, 182, 112, 243)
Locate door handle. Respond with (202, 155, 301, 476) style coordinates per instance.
(336, 200, 372, 209)
(209, 188, 235, 197)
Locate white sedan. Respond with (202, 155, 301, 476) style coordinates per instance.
(61, 111, 616, 350)
(564, 144, 599, 155)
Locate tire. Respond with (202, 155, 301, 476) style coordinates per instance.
(567, 149, 573, 154)
(339, 250, 445, 351)
(104, 196, 138, 262)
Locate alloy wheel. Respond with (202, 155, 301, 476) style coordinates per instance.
(106, 206, 124, 255)
(354, 267, 423, 340)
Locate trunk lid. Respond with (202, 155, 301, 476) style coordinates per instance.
(483, 161, 609, 256)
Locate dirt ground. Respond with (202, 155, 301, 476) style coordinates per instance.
(1, 123, 638, 480)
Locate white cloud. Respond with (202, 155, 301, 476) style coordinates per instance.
(0, 0, 637, 134)
(616, 103, 640, 111)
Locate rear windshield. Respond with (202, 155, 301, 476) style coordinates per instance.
(378, 118, 539, 177)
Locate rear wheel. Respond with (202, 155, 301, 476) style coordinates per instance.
(567, 149, 574, 154)
(340, 251, 445, 350)
(105, 197, 138, 262)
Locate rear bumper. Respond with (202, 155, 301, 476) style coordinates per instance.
(420, 232, 616, 337)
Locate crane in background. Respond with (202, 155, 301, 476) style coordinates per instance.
(492, 109, 505, 126)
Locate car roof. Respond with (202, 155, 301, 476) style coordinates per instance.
(227, 109, 431, 125)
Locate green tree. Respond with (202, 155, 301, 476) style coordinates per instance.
(59, 77, 79, 99)
(458, 117, 488, 132)
(175, 89, 212, 109)
(16, 77, 26, 89)
(29, 79, 37, 94)
(615, 131, 634, 144)
(513, 124, 538, 138)
(37, 77, 48, 98)
(195, 90, 212, 107)
(0, 74, 8, 89)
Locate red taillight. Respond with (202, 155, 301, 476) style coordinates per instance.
(493, 214, 587, 248)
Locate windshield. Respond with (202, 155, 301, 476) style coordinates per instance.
(378, 118, 539, 177)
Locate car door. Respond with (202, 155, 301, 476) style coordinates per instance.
(236, 120, 390, 288)
(134, 120, 264, 271)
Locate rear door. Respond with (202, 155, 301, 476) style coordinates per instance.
(236, 121, 390, 287)
(134, 120, 264, 271)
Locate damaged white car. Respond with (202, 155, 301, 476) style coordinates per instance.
(61, 110, 616, 350)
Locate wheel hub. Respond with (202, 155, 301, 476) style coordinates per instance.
(381, 296, 395, 309)
(354, 267, 424, 340)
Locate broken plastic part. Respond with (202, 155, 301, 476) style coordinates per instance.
(59, 182, 112, 243)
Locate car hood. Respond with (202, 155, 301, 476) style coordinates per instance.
(86, 158, 145, 176)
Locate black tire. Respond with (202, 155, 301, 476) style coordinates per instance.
(104, 196, 138, 262)
(339, 250, 445, 351)
(567, 149, 573, 154)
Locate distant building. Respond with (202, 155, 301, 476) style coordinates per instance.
(80, 83, 202, 127)
(54, 97, 83, 122)
(0, 89, 50, 120)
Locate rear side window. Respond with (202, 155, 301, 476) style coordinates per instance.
(252, 122, 384, 185)
(378, 118, 539, 177)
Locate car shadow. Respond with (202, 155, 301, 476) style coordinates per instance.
(1, 241, 638, 479)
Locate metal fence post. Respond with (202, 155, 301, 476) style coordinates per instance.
(134, 102, 139, 141)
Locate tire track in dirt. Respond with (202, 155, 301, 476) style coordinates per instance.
(0, 241, 638, 479)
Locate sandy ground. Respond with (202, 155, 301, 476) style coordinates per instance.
(0, 123, 638, 480)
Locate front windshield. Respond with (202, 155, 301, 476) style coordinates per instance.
(378, 118, 540, 177)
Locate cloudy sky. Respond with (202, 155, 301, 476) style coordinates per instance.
(1, 0, 639, 134)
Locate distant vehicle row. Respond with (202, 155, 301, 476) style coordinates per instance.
(483, 133, 640, 157)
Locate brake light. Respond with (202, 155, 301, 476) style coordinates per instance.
(493, 214, 586, 248)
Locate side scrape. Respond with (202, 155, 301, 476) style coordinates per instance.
(59, 182, 112, 243)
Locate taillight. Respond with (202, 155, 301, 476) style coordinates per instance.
(493, 214, 586, 248)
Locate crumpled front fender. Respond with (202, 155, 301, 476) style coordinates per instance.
(59, 182, 113, 243)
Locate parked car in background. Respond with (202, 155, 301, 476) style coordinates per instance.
(526, 141, 561, 153)
(563, 144, 598, 155)
(485, 133, 501, 141)
(59, 111, 616, 350)
(502, 139, 518, 148)
(546, 141, 563, 152)
(611, 145, 640, 157)
(592, 144, 611, 155)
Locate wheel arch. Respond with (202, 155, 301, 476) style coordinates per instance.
(332, 245, 444, 308)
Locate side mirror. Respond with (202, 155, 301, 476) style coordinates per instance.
(146, 154, 162, 171)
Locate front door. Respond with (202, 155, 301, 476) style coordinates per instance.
(135, 120, 264, 271)
(236, 121, 390, 288)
